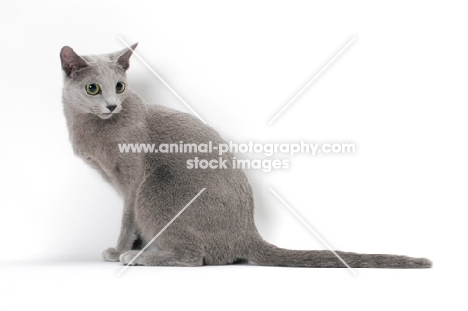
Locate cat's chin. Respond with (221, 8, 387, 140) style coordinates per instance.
(98, 113, 114, 120)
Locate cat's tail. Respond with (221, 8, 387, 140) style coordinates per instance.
(247, 237, 432, 268)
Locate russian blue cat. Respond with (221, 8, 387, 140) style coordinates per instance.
(60, 44, 431, 268)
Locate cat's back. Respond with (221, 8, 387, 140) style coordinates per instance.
(142, 102, 251, 192)
(145, 104, 223, 144)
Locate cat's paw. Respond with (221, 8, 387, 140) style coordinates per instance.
(120, 250, 143, 266)
(102, 247, 121, 262)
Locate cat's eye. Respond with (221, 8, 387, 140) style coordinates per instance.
(116, 82, 126, 94)
(85, 83, 100, 95)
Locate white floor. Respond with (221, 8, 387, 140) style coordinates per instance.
(0, 260, 460, 310)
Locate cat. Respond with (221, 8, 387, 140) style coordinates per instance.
(60, 44, 431, 268)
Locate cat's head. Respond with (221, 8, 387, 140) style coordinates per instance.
(60, 44, 137, 119)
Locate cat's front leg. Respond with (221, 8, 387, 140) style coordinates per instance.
(102, 195, 139, 262)
(102, 247, 121, 262)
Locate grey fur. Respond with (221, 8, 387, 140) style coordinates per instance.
(60, 45, 432, 269)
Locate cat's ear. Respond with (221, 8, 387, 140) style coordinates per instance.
(116, 43, 138, 70)
(60, 46, 88, 78)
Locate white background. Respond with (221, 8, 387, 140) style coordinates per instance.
(0, 0, 466, 310)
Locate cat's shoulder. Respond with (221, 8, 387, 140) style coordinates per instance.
(144, 104, 220, 141)
(146, 104, 204, 128)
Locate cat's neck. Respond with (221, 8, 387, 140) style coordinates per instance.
(63, 90, 148, 148)
(64, 102, 121, 134)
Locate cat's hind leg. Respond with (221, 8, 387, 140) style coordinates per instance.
(120, 249, 204, 267)
(126, 170, 207, 266)
(119, 226, 205, 266)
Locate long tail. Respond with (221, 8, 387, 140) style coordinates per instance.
(248, 238, 432, 268)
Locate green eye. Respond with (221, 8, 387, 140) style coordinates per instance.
(116, 82, 126, 94)
(85, 83, 100, 95)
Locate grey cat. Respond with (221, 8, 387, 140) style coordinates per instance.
(60, 44, 431, 268)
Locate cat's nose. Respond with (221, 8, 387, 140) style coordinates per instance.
(107, 105, 117, 112)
